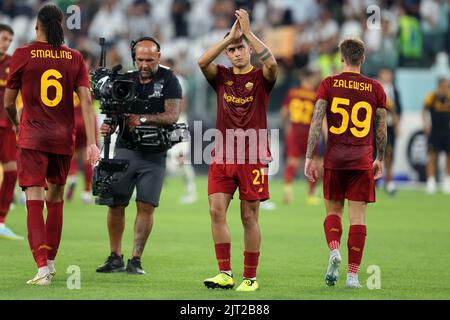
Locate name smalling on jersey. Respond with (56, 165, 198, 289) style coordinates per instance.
(333, 79, 372, 92)
(30, 49, 73, 60)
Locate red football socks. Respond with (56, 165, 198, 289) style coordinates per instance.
(324, 214, 342, 250)
(308, 180, 316, 195)
(215, 243, 231, 272)
(284, 164, 296, 184)
(26, 200, 47, 267)
(84, 163, 93, 192)
(45, 201, 64, 260)
(347, 225, 367, 274)
(0, 171, 17, 221)
(243, 251, 260, 279)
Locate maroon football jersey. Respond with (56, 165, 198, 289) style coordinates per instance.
(316, 71, 387, 170)
(210, 65, 274, 162)
(282, 87, 316, 129)
(0, 54, 12, 129)
(6, 41, 90, 155)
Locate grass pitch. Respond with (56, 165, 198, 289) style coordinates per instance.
(0, 175, 449, 300)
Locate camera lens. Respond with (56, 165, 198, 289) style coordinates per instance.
(112, 80, 135, 101)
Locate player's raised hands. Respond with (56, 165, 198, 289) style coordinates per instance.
(229, 19, 243, 41)
(235, 9, 250, 35)
(305, 158, 319, 183)
(373, 159, 383, 180)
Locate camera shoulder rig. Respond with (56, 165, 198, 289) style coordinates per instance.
(131, 123, 189, 153)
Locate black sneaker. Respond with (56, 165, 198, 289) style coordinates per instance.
(96, 252, 126, 273)
(126, 256, 146, 275)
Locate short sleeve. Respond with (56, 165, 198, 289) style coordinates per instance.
(75, 52, 90, 89)
(375, 82, 387, 110)
(282, 89, 293, 109)
(423, 92, 434, 109)
(316, 77, 330, 102)
(164, 73, 182, 100)
(207, 64, 226, 90)
(6, 48, 27, 89)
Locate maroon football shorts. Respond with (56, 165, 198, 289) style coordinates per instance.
(285, 125, 317, 158)
(323, 168, 375, 203)
(0, 128, 17, 163)
(17, 147, 72, 189)
(75, 124, 87, 149)
(208, 161, 270, 201)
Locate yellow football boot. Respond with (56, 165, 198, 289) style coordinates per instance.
(236, 279, 259, 292)
(306, 195, 321, 205)
(204, 272, 235, 289)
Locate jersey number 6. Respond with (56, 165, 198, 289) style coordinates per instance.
(40, 69, 63, 107)
(329, 97, 372, 138)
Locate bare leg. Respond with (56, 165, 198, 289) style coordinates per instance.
(132, 201, 155, 257)
(208, 193, 232, 244)
(107, 205, 126, 255)
(427, 151, 438, 193)
(240, 200, 261, 252)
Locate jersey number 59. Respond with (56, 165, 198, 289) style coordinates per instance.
(329, 97, 372, 138)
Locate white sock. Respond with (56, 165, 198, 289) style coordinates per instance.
(47, 260, 55, 272)
(221, 270, 232, 277)
(0, 223, 5, 228)
(246, 277, 256, 281)
(38, 266, 49, 277)
(182, 164, 197, 196)
(68, 175, 77, 185)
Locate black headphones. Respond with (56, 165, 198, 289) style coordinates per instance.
(130, 36, 161, 64)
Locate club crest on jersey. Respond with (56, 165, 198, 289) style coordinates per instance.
(245, 82, 254, 90)
(225, 80, 234, 86)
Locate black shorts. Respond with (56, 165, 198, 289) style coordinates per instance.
(387, 126, 395, 148)
(109, 148, 166, 207)
(429, 131, 450, 153)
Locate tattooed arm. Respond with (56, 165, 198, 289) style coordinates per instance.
(306, 99, 327, 159)
(304, 99, 327, 182)
(373, 108, 387, 179)
(375, 108, 387, 161)
(235, 9, 278, 82)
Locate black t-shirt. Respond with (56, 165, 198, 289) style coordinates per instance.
(116, 65, 182, 147)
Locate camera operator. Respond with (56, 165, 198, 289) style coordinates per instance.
(96, 37, 181, 274)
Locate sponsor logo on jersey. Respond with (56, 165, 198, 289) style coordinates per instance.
(223, 93, 254, 105)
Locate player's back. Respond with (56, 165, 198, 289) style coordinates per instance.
(316, 72, 386, 170)
(0, 55, 12, 129)
(7, 41, 89, 155)
(283, 87, 316, 128)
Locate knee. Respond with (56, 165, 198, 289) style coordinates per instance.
(137, 202, 155, 216)
(109, 205, 126, 216)
(241, 210, 257, 228)
(209, 206, 226, 224)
